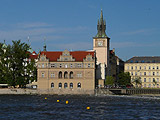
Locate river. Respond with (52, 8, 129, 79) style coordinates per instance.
(0, 95, 160, 120)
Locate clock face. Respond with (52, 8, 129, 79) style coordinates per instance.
(98, 41, 103, 46)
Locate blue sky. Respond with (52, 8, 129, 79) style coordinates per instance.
(0, 0, 160, 61)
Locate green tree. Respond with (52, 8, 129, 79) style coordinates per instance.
(118, 72, 131, 86)
(0, 40, 37, 87)
(105, 76, 114, 86)
(132, 77, 142, 88)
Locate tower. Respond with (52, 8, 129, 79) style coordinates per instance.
(93, 9, 110, 80)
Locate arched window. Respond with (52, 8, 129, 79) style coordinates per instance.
(51, 83, 54, 88)
(59, 83, 62, 88)
(64, 71, 68, 79)
(70, 71, 73, 79)
(70, 83, 73, 88)
(58, 71, 62, 78)
(77, 82, 81, 88)
(64, 83, 68, 88)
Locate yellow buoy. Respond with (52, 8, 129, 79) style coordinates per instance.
(45, 97, 47, 100)
(86, 107, 90, 110)
(66, 101, 69, 104)
(57, 100, 60, 102)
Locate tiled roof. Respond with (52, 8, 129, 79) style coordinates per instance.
(126, 56, 160, 63)
(40, 51, 95, 62)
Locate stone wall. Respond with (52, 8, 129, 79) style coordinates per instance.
(0, 88, 38, 94)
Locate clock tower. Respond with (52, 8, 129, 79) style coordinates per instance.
(93, 9, 110, 80)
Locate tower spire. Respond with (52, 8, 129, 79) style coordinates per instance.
(95, 9, 107, 38)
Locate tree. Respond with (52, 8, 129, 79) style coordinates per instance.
(0, 40, 37, 87)
(118, 72, 131, 86)
(105, 76, 114, 86)
(132, 77, 142, 88)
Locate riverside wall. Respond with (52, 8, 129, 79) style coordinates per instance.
(0, 88, 38, 94)
(95, 88, 160, 95)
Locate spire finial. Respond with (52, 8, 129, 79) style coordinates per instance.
(4, 40, 5, 44)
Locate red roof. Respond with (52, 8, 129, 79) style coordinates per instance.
(30, 54, 38, 59)
(40, 51, 94, 62)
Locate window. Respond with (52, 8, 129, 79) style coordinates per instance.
(144, 78, 146, 82)
(51, 73, 55, 78)
(127, 66, 129, 70)
(149, 72, 151, 76)
(157, 66, 159, 69)
(64, 71, 68, 79)
(153, 78, 155, 82)
(153, 72, 155, 76)
(135, 66, 137, 70)
(42, 63, 44, 68)
(131, 72, 133, 76)
(149, 66, 151, 69)
(77, 83, 81, 88)
(77, 64, 82, 68)
(88, 64, 91, 68)
(135, 72, 137, 76)
(131, 66, 133, 70)
(149, 78, 151, 82)
(59, 64, 62, 68)
(157, 84, 159, 88)
(144, 84, 146, 87)
(139, 66, 141, 70)
(149, 84, 151, 88)
(77, 73, 82, 78)
(153, 66, 155, 69)
(144, 66, 146, 69)
(64, 83, 68, 88)
(70, 83, 73, 88)
(130, 60, 133, 63)
(140, 72, 142, 76)
(135, 61, 138, 63)
(70, 64, 73, 68)
(41, 73, 45, 77)
(157, 72, 159, 76)
(157, 78, 159, 82)
(51, 64, 55, 68)
(51, 83, 54, 88)
(144, 72, 146, 76)
(69, 71, 73, 79)
(59, 83, 62, 88)
(65, 64, 68, 68)
(141, 60, 145, 63)
(58, 71, 62, 78)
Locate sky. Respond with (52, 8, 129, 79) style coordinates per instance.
(0, 0, 160, 61)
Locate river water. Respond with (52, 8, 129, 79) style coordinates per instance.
(0, 95, 160, 120)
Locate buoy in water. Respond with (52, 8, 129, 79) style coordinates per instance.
(86, 107, 90, 110)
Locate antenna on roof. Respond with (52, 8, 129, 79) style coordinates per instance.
(27, 36, 31, 46)
(43, 36, 47, 51)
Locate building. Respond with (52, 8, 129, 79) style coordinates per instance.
(36, 10, 124, 94)
(125, 56, 160, 88)
(37, 50, 95, 94)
